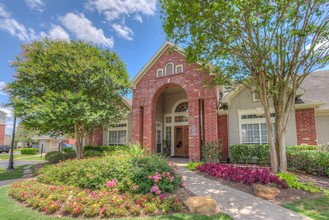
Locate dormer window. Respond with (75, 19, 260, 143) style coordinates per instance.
(165, 62, 174, 76)
(176, 65, 183, 74)
(157, 69, 163, 77)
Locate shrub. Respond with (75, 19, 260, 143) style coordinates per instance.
(44, 151, 76, 164)
(319, 143, 329, 152)
(229, 144, 270, 164)
(8, 180, 184, 217)
(278, 173, 329, 195)
(20, 148, 38, 155)
(202, 139, 223, 163)
(63, 147, 74, 153)
(37, 152, 182, 194)
(83, 145, 124, 152)
(197, 163, 288, 188)
(287, 150, 329, 177)
(83, 150, 104, 158)
(187, 161, 204, 171)
(286, 145, 318, 151)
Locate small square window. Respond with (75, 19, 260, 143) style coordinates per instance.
(176, 65, 183, 74)
(157, 69, 163, 78)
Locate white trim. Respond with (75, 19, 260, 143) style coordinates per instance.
(316, 109, 329, 115)
(295, 102, 324, 109)
(175, 64, 183, 74)
(165, 62, 174, 76)
(156, 69, 163, 78)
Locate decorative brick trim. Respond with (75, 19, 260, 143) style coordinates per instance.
(218, 114, 229, 159)
(295, 108, 317, 145)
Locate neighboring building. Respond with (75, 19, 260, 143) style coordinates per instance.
(4, 134, 11, 145)
(87, 42, 329, 160)
(0, 110, 5, 145)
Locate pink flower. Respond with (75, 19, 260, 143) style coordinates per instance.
(156, 190, 161, 195)
(159, 194, 165, 200)
(150, 185, 159, 193)
(131, 185, 139, 190)
(106, 179, 117, 188)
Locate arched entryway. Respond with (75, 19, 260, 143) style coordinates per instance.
(155, 85, 189, 157)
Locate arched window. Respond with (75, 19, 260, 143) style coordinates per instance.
(175, 102, 188, 112)
(165, 62, 174, 76)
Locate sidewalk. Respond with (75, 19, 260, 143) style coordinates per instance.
(171, 158, 310, 220)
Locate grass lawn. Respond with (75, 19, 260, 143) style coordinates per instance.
(0, 165, 26, 181)
(0, 187, 232, 220)
(0, 153, 45, 161)
(282, 196, 329, 220)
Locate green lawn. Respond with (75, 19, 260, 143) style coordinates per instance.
(0, 187, 232, 220)
(282, 196, 329, 220)
(0, 165, 26, 181)
(0, 153, 45, 161)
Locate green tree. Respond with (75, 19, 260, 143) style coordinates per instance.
(7, 39, 130, 159)
(15, 125, 38, 145)
(161, 0, 329, 172)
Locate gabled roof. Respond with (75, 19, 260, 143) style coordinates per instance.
(121, 96, 132, 109)
(130, 41, 185, 89)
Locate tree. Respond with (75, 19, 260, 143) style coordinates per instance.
(7, 39, 130, 159)
(161, 0, 329, 172)
(15, 124, 38, 145)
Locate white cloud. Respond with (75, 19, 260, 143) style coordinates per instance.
(0, 4, 37, 41)
(25, 0, 45, 12)
(134, 15, 143, 23)
(0, 81, 7, 96)
(0, 107, 13, 118)
(85, 0, 157, 21)
(112, 23, 133, 40)
(44, 25, 70, 41)
(60, 13, 114, 48)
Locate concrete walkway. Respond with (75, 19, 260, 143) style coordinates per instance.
(0, 178, 27, 188)
(171, 158, 310, 220)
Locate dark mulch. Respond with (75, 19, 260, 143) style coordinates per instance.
(196, 170, 328, 205)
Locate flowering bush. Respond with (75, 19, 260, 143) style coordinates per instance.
(197, 163, 288, 188)
(37, 152, 182, 194)
(8, 180, 184, 218)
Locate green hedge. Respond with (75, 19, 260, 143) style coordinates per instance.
(20, 148, 38, 155)
(229, 144, 270, 164)
(286, 145, 318, 151)
(287, 150, 329, 177)
(44, 151, 76, 164)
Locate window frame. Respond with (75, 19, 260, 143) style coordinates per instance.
(107, 120, 128, 145)
(165, 62, 174, 76)
(156, 69, 163, 78)
(175, 64, 183, 74)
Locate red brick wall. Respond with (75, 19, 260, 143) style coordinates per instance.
(0, 124, 5, 145)
(132, 46, 218, 161)
(218, 114, 229, 159)
(295, 108, 317, 145)
(92, 129, 103, 146)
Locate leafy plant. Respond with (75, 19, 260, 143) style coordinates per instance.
(197, 163, 288, 188)
(202, 139, 222, 163)
(20, 148, 38, 155)
(229, 144, 270, 164)
(278, 173, 329, 195)
(286, 145, 318, 151)
(125, 143, 145, 158)
(187, 161, 204, 171)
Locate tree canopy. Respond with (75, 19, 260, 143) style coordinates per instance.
(7, 39, 130, 158)
(161, 0, 329, 172)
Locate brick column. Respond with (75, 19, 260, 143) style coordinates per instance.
(188, 99, 201, 161)
(295, 108, 317, 145)
(92, 129, 103, 146)
(218, 114, 229, 159)
(0, 124, 5, 145)
(204, 97, 218, 143)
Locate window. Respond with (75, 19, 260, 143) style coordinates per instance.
(241, 123, 274, 144)
(108, 121, 128, 145)
(175, 102, 188, 112)
(165, 116, 172, 123)
(157, 69, 163, 78)
(156, 122, 162, 153)
(175, 115, 188, 122)
(165, 126, 172, 147)
(165, 62, 174, 76)
(176, 65, 183, 74)
(253, 92, 260, 102)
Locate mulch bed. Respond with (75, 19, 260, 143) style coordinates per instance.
(195, 170, 328, 204)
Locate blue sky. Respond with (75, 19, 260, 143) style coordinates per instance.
(0, 0, 165, 134)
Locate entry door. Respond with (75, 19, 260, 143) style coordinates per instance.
(174, 126, 189, 157)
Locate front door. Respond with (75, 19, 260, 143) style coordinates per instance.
(174, 126, 189, 157)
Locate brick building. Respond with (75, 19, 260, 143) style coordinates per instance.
(95, 42, 329, 161)
(0, 110, 6, 145)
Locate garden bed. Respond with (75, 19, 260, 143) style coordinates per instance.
(194, 163, 329, 204)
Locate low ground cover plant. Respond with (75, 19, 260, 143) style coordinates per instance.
(38, 148, 182, 194)
(278, 173, 329, 195)
(197, 163, 288, 188)
(187, 162, 204, 171)
(20, 148, 38, 155)
(8, 180, 184, 218)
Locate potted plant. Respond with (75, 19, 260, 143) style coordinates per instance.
(163, 139, 171, 156)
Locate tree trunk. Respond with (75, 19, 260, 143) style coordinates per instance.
(87, 131, 94, 145)
(264, 107, 278, 173)
(74, 124, 85, 159)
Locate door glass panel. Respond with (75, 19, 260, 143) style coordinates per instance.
(156, 130, 162, 153)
